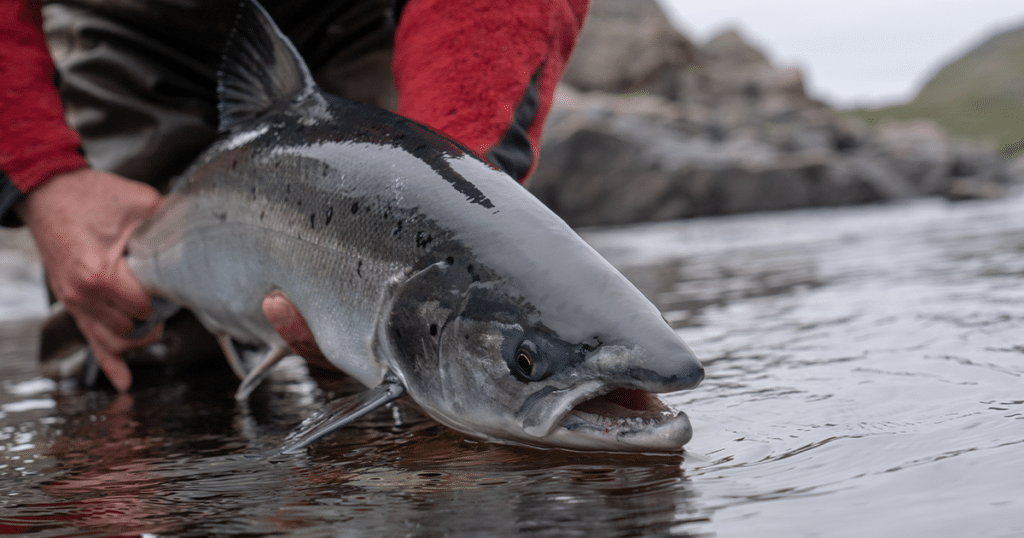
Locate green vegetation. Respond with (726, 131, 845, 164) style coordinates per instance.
(845, 23, 1024, 158)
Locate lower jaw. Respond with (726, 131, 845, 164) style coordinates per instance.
(539, 410, 693, 452)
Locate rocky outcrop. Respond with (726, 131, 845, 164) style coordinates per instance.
(1011, 155, 1024, 183)
(559, 0, 698, 97)
(528, 0, 1018, 227)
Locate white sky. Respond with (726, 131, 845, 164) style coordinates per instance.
(656, 0, 1024, 109)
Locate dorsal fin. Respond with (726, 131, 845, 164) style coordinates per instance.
(216, 0, 318, 132)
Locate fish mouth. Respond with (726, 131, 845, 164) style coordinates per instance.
(538, 386, 693, 452)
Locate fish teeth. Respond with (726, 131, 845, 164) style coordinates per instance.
(571, 410, 661, 432)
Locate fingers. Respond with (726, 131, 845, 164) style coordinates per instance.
(57, 256, 154, 338)
(108, 256, 154, 322)
(93, 346, 133, 393)
(79, 313, 164, 393)
(262, 290, 302, 335)
(262, 291, 333, 369)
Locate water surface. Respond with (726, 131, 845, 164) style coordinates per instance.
(2, 195, 1024, 537)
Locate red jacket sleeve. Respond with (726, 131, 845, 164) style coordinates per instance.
(393, 0, 589, 183)
(0, 0, 88, 222)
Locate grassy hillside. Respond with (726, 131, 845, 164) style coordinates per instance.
(846, 23, 1024, 158)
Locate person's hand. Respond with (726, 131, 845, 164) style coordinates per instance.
(262, 290, 333, 371)
(18, 168, 163, 392)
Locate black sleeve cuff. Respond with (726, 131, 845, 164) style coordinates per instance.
(485, 69, 541, 183)
(0, 170, 26, 227)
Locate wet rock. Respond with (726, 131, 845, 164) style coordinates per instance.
(531, 0, 1016, 226)
(1009, 155, 1024, 183)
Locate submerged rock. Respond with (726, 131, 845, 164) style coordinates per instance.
(530, 0, 1017, 226)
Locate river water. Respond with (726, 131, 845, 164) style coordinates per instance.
(2, 194, 1023, 537)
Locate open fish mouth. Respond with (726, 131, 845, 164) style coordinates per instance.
(543, 387, 693, 452)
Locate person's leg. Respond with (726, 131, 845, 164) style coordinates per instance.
(42, 0, 230, 190)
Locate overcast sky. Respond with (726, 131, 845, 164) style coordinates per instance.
(656, 0, 1024, 109)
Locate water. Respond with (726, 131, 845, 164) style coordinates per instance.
(2, 194, 1024, 537)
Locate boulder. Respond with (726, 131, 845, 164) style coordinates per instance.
(1009, 155, 1024, 183)
(561, 0, 698, 98)
(530, 89, 895, 227)
(529, 0, 1016, 226)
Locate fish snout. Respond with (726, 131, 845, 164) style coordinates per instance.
(635, 350, 704, 393)
(591, 340, 704, 394)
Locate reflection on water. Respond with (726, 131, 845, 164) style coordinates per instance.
(4, 195, 1024, 536)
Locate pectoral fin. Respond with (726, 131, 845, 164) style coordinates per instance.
(280, 372, 406, 454)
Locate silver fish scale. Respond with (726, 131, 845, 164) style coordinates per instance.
(128, 122, 459, 388)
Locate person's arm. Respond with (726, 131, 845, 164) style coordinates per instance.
(2, 0, 161, 391)
(0, 0, 91, 220)
(393, 0, 589, 182)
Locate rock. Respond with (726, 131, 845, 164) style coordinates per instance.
(701, 29, 769, 66)
(561, 0, 699, 98)
(529, 0, 1016, 226)
(872, 120, 951, 194)
(1009, 155, 1024, 183)
(529, 91, 892, 227)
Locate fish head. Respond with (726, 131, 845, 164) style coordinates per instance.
(383, 255, 704, 453)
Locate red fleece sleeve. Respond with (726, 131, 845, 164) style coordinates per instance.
(0, 0, 88, 194)
(393, 0, 589, 182)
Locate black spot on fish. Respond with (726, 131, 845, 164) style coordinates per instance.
(446, 256, 454, 265)
(217, 212, 227, 222)
(297, 199, 302, 207)
(286, 183, 291, 194)
(357, 260, 363, 278)
(260, 210, 265, 221)
(231, 159, 238, 170)
(351, 202, 359, 214)
(429, 324, 438, 337)
(393, 220, 402, 236)
(310, 213, 315, 229)
(326, 206, 333, 225)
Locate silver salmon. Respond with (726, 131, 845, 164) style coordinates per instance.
(124, 0, 704, 453)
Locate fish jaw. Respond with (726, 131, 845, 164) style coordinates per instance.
(513, 374, 699, 453)
(546, 389, 693, 452)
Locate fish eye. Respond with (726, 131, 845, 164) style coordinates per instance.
(515, 348, 535, 377)
(507, 340, 545, 382)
